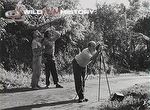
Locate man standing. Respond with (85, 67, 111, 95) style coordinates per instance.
(42, 27, 63, 88)
(31, 30, 43, 89)
(72, 41, 100, 103)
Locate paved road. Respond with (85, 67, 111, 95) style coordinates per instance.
(0, 74, 149, 110)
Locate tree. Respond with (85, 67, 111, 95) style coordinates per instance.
(133, 16, 150, 51)
(0, 0, 79, 72)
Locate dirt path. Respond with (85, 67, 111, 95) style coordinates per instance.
(0, 74, 150, 110)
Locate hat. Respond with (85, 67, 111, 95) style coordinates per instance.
(44, 26, 60, 39)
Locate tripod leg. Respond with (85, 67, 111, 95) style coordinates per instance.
(102, 55, 113, 107)
(98, 55, 102, 101)
(102, 55, 111, 97)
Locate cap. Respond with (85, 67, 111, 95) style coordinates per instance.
(88, 41, 96, 47)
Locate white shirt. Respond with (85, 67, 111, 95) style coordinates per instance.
(75, 48, 96, 67)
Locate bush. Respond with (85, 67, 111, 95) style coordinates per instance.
(99, 83, 150, 110)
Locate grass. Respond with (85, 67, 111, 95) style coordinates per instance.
(0, 64, 107, 90)
(0, 66, 75, 90)
(0, 65, 149, 91)
(0, 67, 32, 90)
(98, 82, 150, 110)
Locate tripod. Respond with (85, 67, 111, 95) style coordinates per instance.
(98, 51, 112, 102)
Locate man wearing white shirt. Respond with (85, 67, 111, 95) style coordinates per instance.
(72, 41, 100, 103)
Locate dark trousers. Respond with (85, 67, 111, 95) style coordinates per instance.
(44, 54, 58, 86)
(72, 59, 86, 99)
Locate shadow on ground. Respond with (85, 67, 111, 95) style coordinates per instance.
(0, 87, 56, 93)
(2, 99, 77, 110)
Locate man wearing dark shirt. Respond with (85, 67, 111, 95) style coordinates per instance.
(42, 27, 63, 88)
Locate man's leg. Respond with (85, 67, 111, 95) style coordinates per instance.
(72, 59, 84, 100)
(31, 58, 39, 89)
(50, 59, 63, 88)
(50, 59, 58, 84)
(36, 57, 42, 88)
(45, 61, 50, 87)
(81, 69, 85, 90)
(31, 67, 37, 88)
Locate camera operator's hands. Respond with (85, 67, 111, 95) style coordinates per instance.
(96, 41, 101, 52)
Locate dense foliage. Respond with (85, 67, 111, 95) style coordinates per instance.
(0, 0, 150, 74)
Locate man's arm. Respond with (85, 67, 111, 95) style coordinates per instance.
(90, 51, 101, 62)
(139, 33, 150, 41)
(51, 31, 61, 41)
(90, 43, 102, 61)
(87, 51, 101, 74)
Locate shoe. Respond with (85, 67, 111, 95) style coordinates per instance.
(37, 85, 42, 89)
(32, 86, 39, 90)
(45, 86, 49, 89)
(78, 98, 88, 103)
(56, 84, 63, 88)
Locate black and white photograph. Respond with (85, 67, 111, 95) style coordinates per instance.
(0, 0, 150, 110)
